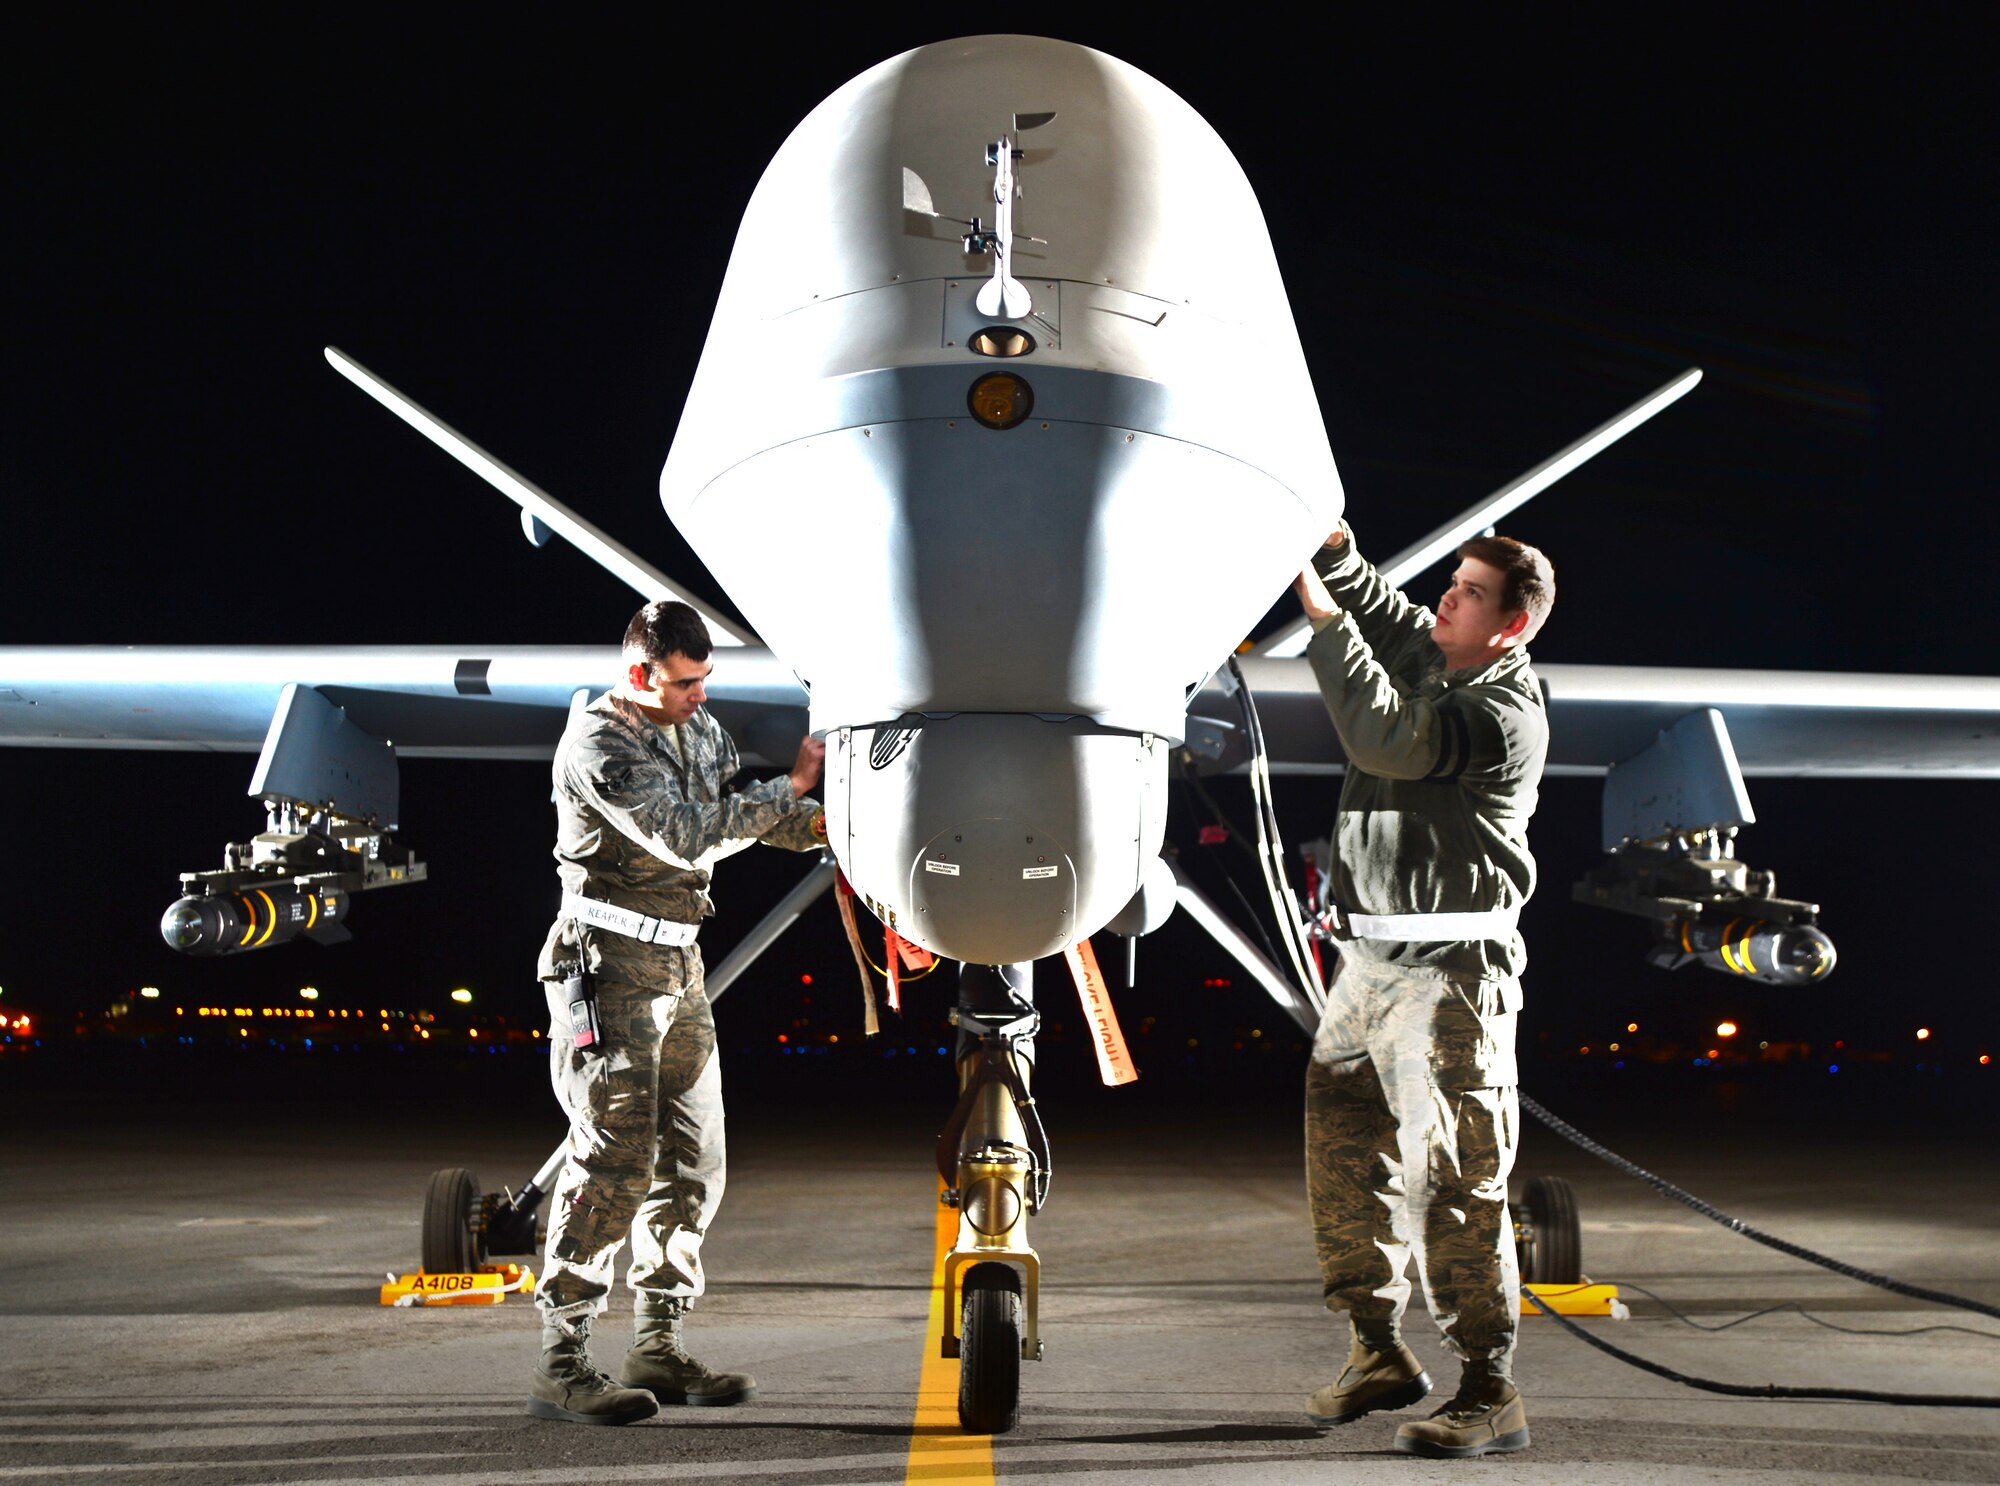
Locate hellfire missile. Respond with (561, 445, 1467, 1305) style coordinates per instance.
(1649, 916, 1837, 988)
(161, 884, 351, 956)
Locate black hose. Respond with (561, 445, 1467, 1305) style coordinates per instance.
(1521, 1290, 2000, 1408)
(1522, 1093, 2000, 1321)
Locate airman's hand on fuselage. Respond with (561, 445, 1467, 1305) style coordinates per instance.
(1324, 524, 1346, 549)
(789, 735, 826, 797)
(1295, 565, 1340, 625)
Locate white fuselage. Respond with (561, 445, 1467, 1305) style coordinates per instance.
(662, 36, 1343, 963)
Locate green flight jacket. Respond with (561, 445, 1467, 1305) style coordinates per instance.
(1304, 525, 1547, 980)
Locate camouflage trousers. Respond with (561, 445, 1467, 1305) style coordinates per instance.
(1304, 954, 1522, 1365)
(533, 947, 726, 1324)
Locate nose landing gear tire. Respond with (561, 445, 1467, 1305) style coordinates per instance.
(422, 1166, 487, 1274)
(958, 1262, 1023, 1434)
(1517, 1173, 1581, 1285)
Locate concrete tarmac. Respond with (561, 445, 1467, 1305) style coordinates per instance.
(3, 1053, 1997, 1484)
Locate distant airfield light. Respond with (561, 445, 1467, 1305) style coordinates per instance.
(1708, 1048, 1721, 1060)
(299, 987, 319, 1001)
(1982, 1055, 1991, 1066)
(1715, 1021, 1739, 1038)
(1609, 1042, 1621, 1053)
(451, 989, 473, 1004)
(800, 974, 813, 985)
(1626, 1022, 1639, 1033)
(140, 986, 161, 999)
(1916, 1027, 1932, 1040)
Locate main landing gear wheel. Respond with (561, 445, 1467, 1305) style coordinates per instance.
(957, 1262, 1023, 1434)
(1517, 1173, 1582, 1285)
(422, 1167, 487, 1274)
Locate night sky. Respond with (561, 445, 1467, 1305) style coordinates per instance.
(7, 8, 1995, 1085)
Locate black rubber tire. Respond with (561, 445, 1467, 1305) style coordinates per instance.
(957, 1262, 1023, 1434)
(1520, 1173, 1582, 1285)
(422, 1167, 485, 1274)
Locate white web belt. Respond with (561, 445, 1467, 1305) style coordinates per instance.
(1328, 906, 1521, 942)
(561, 893, 699, 947)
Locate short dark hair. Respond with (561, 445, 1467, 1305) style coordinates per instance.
(622, 600, 712, 667)
(1457, 535, 1555, 636)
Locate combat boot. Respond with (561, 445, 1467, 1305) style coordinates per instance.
(1305, 1331, 1432, 1425)
(621, 1307, 757, 1406)
(527, 1316, 661, 1425)
(1393, 1374, 1530, 1458)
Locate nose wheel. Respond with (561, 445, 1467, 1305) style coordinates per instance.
(936, 962, 1048, 1434)
(958, 1262, 1025, 1433)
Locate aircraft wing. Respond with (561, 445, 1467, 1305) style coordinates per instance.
(1193, 656, 2000, 779)
(7, 644, 1993, 779)
(0, 645, 810, 767)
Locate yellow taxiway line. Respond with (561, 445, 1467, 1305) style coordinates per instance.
(904, 1182, 995, 1484)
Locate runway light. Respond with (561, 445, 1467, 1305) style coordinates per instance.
(1916, 1027, 1932, 1040)
(1626, 1022, 1639, 1033)
(800, 974, 813, 985)
(1716, 1021, 1738, 1038)
(140, 986, 160, 999)
(828, 1034, 839, 1044)
(1981, 1055, 1990, 1066)
(300, 987, 319, 1000)
(1707, 1048, 1720, 1059)
(1609, 1042, 1620, 1052)
(451, 989, 473, 1004)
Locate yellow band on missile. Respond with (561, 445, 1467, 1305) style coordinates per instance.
(253, 890, 278, 947)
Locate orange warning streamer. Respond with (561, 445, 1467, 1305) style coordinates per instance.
(1061, 938, 1138, 1086)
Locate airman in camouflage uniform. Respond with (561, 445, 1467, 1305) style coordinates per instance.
(1293, 523, 1553, 1458)
(528, 600, 825, 1427)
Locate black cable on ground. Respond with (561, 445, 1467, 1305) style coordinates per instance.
(1521, 1093, 2000, 1322)
(1520, 1291, 2000, 1408)
(1611, 1279, 2000, 1342)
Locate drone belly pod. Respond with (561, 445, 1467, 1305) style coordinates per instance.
(827, 716, 1166, 965)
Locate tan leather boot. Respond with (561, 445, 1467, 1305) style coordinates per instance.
(622, 1312, 757, 1406)
(527, 1317, 660, 1425)
(1305, 1337, 1432, 1425)
(1394, 1381, 1530, 1457)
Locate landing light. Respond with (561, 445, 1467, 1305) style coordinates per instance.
(967, 371, 1032, 429)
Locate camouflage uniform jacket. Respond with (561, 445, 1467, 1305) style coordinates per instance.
(537, 691, 823, 982)
(1304, 524, 1547, 980)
